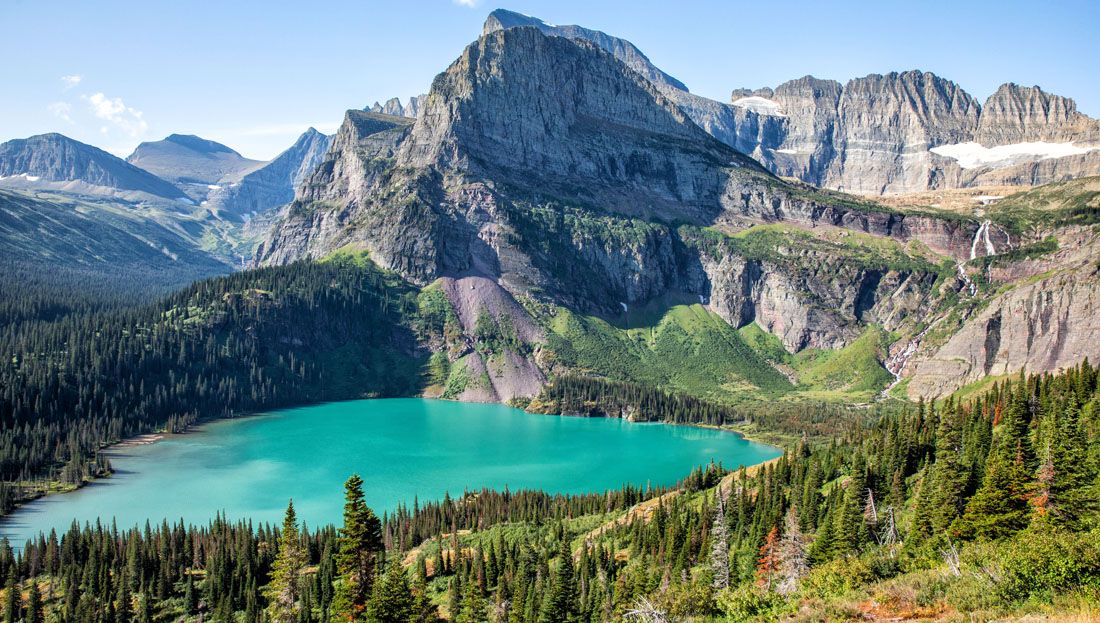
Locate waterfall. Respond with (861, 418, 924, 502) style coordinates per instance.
(969, 220, 995, 260)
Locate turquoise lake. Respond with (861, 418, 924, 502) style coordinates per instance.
(0, 398, 779, 545)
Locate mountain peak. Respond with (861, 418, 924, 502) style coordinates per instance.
(0, 132, 186, 200)
(128, 134, 263, 188)
(480, 8, 689, 93)
(482, 8, 545, 34)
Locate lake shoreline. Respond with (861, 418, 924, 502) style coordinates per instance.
(1, 398, 781, 537)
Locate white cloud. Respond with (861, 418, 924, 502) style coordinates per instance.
(47, 101, 74, 124)
(83, 92, 149, 138)
(60, 75, 82, 90)
(453, 0, 478, 6)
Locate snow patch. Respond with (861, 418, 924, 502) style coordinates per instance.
(930, 141, 1099, 170)
(731, 96, 784, 116)
(207, 184, 222, 190)
(620, 302, 628, 313)
(774, 148, 800, 155)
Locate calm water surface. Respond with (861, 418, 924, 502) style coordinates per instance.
(1, 399, 778, 544)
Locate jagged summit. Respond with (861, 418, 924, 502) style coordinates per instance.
(485, 8, 1100, 194)
(368, 96, 424, 119)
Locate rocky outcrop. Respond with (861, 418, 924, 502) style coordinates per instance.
(697, 249, 937, 352)
(368, 96, 425, 119)
(205, 128, 332, 219)
(0, 133, 186, 201)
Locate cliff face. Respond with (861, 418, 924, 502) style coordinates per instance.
(908, 263, 1100, 397)
(977, 84, 1100, 145)
(727, 77, 1100, 194)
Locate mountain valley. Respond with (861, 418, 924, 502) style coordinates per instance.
(1, 7, 1099, 622)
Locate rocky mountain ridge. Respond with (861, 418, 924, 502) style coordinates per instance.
(484, 10, 1100, 195)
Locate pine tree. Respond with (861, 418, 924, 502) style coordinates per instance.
(267, 500, 307, 623)
(832, 453, 867, 555)
(185, 572, 198, 614)
(538, 540, 577, 623)
(955, 433, 1029, 539)
(456, 581, 487, 623)
(2, 571, 18, 623)
(366, 561, 414, 623)
(25, 580, 43, 623)
(118, 577, 135, 623)
(410, 578, 438, 623)
(928, 405, 969, 534)
(335, 475, 384, 622)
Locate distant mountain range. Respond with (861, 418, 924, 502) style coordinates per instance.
(249, 13, 1100, 403)
(0, 124, 338, 293)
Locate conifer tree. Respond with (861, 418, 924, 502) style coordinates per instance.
(2, 572, 18, 623)
(928, 404, 969, 534)
(832, 453, 867, 555)
(334, 475, 384, 621)
(366, 561, 414, 623)
(955, 429, 1030, 539)
(25, 580, 43, 623)
(118, 577, 135, 623)
(267, 500, 307, 623)
(456, 581, 488, 623)
(538, 540, 577, 623)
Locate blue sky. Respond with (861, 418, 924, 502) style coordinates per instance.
(2, 0, 1097, 160)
